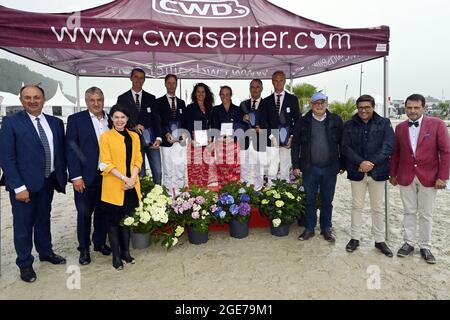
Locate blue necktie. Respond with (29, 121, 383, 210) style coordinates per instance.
(36, 117, 51, 178)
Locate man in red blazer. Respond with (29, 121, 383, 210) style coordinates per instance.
(390, 94, 450, 264)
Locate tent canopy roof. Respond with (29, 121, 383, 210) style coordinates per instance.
(0, 0, 389, 79)
(44, 83, 74, 106)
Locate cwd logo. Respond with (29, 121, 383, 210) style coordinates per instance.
(153, 0, 250, 19)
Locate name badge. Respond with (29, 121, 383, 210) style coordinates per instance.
(147, 107, 151, 113)
(179, 108, 183, 114)
(286, 107, 291, 113)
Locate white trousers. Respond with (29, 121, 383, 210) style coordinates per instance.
(240, 143, 265, 191)
(266, 146, 291, 186)
(399, 176, 437, 250)
(161, 143, 187, 196)
(350, 175, 386, 243)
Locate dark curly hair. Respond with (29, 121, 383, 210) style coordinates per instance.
(191, 82, 214, 112)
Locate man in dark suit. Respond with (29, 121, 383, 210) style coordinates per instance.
(291, 92, 344, 243)
(66, 87, 111, 266)
(239, 79, 267, 191)
(157, 74, 187, 196)
(390, 94, 450, 264)
(0, 85, 67, 283)
(262, 70, 300, 186)
(116, 68, 162, 183)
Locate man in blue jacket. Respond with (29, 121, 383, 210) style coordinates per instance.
(341, 94, 394, 257)
(66, 87, 111, 266)
(0, 85, 67, 283)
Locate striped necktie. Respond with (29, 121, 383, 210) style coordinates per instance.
(275, 94, 281, 114)
(36, 117, 51, 178)
(170, 97, 177, 118)
(251, 100, 256, 111)
(135, 93, 140, 111)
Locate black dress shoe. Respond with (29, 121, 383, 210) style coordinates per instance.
(397, 242, 415, 257)
(20, 266, 37, 283)
(345, 239, 359, 252)
(79, 249, 91, 265)
(94, 244, 112, 256)
(420, 249, 436, 264)
(375, 242, 393, 257)
(39, 253, 67, 265)
(298, 230, 315, 241)
(320, 229, 336, 243)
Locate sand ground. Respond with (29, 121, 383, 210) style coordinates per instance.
(0, 174, 449, 300)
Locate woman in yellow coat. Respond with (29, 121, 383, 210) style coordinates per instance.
(99, 104, 142, 270)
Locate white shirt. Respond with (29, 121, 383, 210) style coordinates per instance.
(15, 112, 54, 194)
(90, 111, 109, 142)
(250, 97, 262, 110)
(408, 115, 423, 156)
(273, 91, 285, 114)
(166, 94, 177, 109)
(312, 112, 327, 122)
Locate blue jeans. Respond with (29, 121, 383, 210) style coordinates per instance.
(302, 165, 338, 233)
(141, 147, 162, 184)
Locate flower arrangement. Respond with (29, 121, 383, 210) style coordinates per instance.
(122, 175, 184, 248)
(257, 179, 305, 227)
(213, 181, 255, 224)
(171, 185, 217, 233)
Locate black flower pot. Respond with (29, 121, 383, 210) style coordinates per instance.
(188, 226, 208, 245)
(270, 223, 290, 237)
(229, 219, 249, 239)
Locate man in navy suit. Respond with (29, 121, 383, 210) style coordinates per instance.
(0, 85, 67, 283)
(66, 87, 111, 266)
(116, 68, 162, 183)
(239, 79, 267, 191)
(157, 74, 187, 195)
(262, 70, 300, 186)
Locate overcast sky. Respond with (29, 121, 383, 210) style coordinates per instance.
(0, 0, 449, 104)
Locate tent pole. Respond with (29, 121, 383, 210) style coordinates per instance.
(383, 56, 390, 241)
(289, 63, 293, 92)
(76, 74, 80, 113)
(179, 78, 182, 99)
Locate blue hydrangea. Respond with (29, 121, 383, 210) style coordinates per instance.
(230, 204, 239, 215)
(240, 194, 250, 203)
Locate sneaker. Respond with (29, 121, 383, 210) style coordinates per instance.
(420, 249, 436, 264)
(397, 243, 414, 257)
(345, 239, 360, 252)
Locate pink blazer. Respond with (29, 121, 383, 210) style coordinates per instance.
(390, 116, 450, 187)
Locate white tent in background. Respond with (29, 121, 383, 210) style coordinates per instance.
(0, 90, 21, 116)
(44, 83, 75, 118)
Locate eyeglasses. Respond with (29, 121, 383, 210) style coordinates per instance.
(357, 106, 373, 111)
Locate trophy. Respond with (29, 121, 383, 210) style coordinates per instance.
(143, 128, 155, 147)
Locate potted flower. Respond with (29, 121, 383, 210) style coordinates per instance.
(122, 176, 184, 249)
(214, 181, 255, 239)
(257, 179, 305, 237)
(171, 186, 217, 245)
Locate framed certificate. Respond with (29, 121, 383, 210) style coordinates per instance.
(220, 122, 233, 136)
(194, 130, 208, 146)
